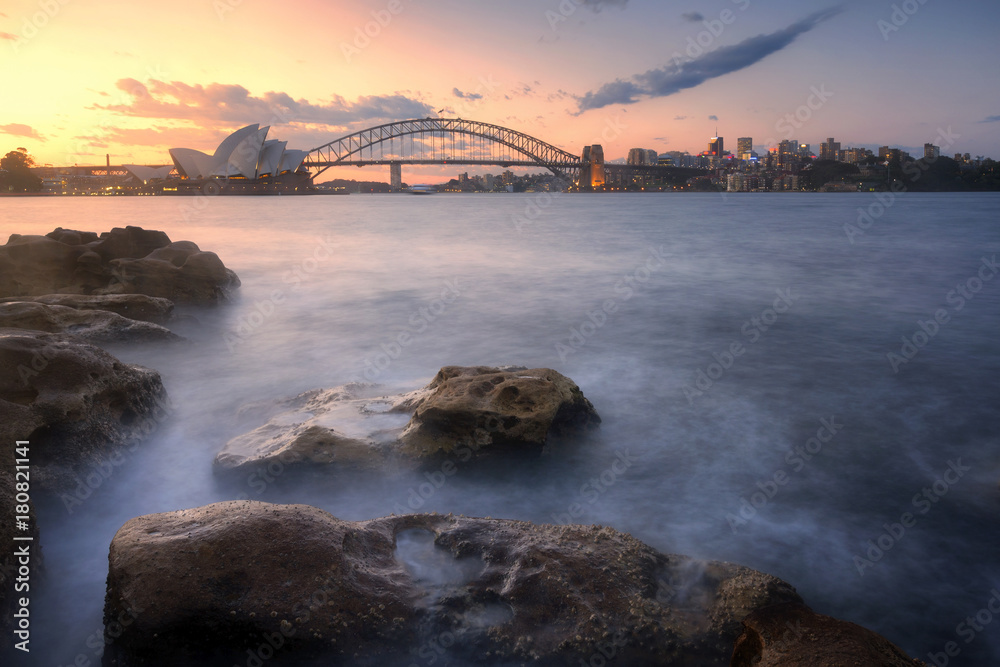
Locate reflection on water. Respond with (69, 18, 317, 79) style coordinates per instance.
(3, 193, 999, 664)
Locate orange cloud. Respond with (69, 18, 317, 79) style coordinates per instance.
(0, 123, 46, 141)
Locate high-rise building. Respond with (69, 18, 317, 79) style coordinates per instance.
(820, 137, 841, 161)
(924, 143, 940, 160)
(708, 135, 724, 158)
(777, 140, 798, 166)
(737, 137, 753, 159)
(626, 148, 659, 166)
(799, 144, 812, 158)
(879, 146, 890, 160)
(645, 149, 658, 166)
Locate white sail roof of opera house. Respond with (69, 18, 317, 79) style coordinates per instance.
(168, 124, 309, 180)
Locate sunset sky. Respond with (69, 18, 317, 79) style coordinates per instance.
(2, 0, 998, 182)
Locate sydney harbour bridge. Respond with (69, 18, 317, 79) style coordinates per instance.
(303, 118, 690, 190)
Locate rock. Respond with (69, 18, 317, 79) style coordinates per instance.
(98, 242, 241, 304)
(213, 383, 412, 476)
(213, 367, 601, 476)
(0, 226, 239, 304)
(0, 293, 174, 324)
(397, 366, 601, 459)
(730, 602, 925, 666)
(0, 328, 169, 491)
(0, 302, 181, 343)
(103, 502, 801, 666)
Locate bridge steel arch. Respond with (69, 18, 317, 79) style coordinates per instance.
(304, 118, 583, 180)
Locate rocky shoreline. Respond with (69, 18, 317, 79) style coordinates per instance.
(0, 226, 925, 664)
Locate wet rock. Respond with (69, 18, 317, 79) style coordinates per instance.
(0, 293, 175, 324)
(0, 328, 169, 491)
(730, 601, 925, 666)
(97, 241, 240, 304)
(0, 302, 181, 343)
(0, 226, 239, 304)
(397, 366, 601, 458)
(213, 367, 601, 476)
(214, 383, 409, 476)
(103, 503, 801, 666)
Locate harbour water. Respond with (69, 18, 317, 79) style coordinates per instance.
(2, 192, 999, 665)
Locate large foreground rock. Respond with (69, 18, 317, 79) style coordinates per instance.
(0, 226, 239, 304)
(730, 602, 924, 666)
(213, 367, 601, 476)
(104, 502, 801, 666)
(0, 328, 169, 490)
(0, 302, 180, 343)
(0, 293, 175, 324)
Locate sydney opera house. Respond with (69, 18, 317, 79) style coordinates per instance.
(156, 124, 312, 194)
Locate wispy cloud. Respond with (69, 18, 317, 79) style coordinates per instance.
(581, 0, 628, 11)
(92, 79, 433, 128)
(453, 88, 482, 101)
(681, 12, 705, 22)
(708, 115, 719, 121)
(0, 123, 46, 141)
(981, 115, 1000, 123)
(0, 31, 18, 41)
(576, 6, 844, 113)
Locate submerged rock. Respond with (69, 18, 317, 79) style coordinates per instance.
(103, 502, 801, 666)
(0, 301, 181, 343)
(0, 328, 169, 491)
(213, 367, 601, 476)
(0, 226, 239, 304)
(0, 293, 175, 324)
(730, 602, 925, 666)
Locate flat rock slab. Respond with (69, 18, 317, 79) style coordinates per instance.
(730, 602, 924, 666)
(0, 328, 168, 490)
(0, 301, 181, 343)
(213, 367, 601, 476)
(0, 293, 175, 324)
(104, 501, 802, 666)
(0, 226, 239, 304)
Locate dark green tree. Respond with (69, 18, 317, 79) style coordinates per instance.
(0, 148, 43, 193)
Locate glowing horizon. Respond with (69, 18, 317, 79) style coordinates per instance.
(2, 0, 998, 183)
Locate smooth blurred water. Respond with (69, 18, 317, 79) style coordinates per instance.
(3, 192, 999, 665)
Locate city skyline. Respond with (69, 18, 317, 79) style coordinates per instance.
(2, 0, 999, 182)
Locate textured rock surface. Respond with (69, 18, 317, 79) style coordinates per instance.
(214, 383, 409, 475)
(0, 328, 168, 490)
(730, 602, 925, 666)
(104, 502, 801, 666)
(0, 301, 180, 342)
(397, 366, 601, 458)
(0, 293, 175, 324)
(214, 368, 601, 476)
(0, 226, 239, 304)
